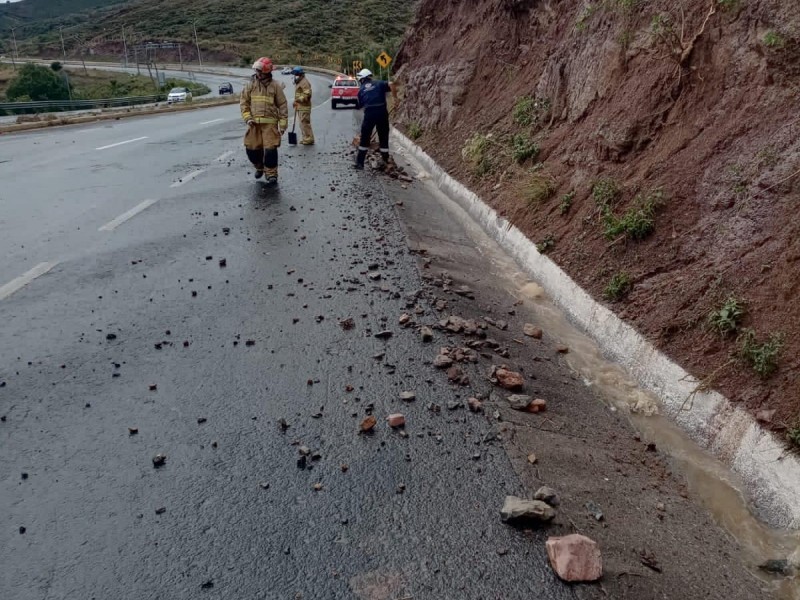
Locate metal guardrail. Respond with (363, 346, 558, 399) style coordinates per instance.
(0, 95, 166, 115)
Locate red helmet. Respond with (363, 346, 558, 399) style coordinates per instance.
(252, 57, 273, 73)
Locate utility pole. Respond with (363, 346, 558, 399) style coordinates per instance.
(10, 27, 19, 69)
(62, 69, 73, 104)
(58, 26, 66, 58)
(178, 44, 183, 71)
(192, 21, 203, 67)
(121, 25, 129, 68)
(129, 29, 141, 75)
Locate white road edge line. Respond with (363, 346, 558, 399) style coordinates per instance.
(0, 262, 58, 301)
(170, 169, 206, 188)
(99, 199, 159, 232)
(96, 136, 148, 151)
(200, 118, 225, 125)
(215, 150, 235, 162)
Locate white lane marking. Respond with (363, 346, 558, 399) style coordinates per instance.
(0, 262, 58, 301)
(98, 199, 159, 232)
(170, 169, 206, 188)
(200, 118, 225, 125)
(96, 136, 148, 151)
(215, 150, 235, 162)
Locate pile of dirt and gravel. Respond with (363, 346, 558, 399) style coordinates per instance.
(393, 0, 800, 435)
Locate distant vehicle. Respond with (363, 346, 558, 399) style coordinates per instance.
(281, 67, 292, 75)
(218, 82, 234, 95)
(330, 76, 359, 109)
(167, 87, 193, 104)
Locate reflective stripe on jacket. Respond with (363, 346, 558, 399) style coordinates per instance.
(294, 77, 312, 112)
(241, 76, 288, 128)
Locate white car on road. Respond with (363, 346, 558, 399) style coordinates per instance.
(167, 87, 193, 104)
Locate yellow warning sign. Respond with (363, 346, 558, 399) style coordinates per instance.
(352, 60, 363, 73)
(376, 51, 392, 69)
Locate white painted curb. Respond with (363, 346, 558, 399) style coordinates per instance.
(391, 128, 800, 530)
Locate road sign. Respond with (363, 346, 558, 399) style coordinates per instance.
(376, 52, 392, 69)
(352, 60, 363, 73)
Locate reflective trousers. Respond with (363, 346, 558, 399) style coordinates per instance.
(244, 123, 281, 177)
(356, 108, 390, 167)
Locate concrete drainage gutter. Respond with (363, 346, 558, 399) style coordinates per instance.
(391, 128, 800, 530)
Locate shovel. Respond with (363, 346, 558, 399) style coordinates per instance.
(288, 111, 298, 146)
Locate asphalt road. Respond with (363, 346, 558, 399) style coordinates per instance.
(0, 76, 576, 599)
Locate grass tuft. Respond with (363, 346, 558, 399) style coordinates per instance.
(592, 178, 621, 206)
(511, 133, 539, 164)
(602, 189, 664, 240)
(604, 271, 632, 301)
(708, 296, 745, 336)
(518, 171, 556, 207)
(763, 31, 785, 49)
(738, 329, 783, 378)
(536, 234, 556, 254)
(461, 132, 494, 177)
(559, 191, 576, 215)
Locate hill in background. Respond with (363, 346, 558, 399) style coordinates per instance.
(1, 0, 416, 69)
(0, 0, 127, 31)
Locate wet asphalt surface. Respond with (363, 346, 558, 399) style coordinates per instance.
(0, 79, 576, 599)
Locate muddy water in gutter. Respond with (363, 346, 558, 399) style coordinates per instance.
(510, 278, 800, 598)
(405, 158, 799, 597)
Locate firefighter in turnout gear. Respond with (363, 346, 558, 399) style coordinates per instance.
(240, 57, 289, 183)
(292, 67, 314, 145)
(354, 69, 396, 170)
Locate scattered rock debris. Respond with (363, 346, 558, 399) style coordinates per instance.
(388, 414, 406, 428)
(492, 366, 524, 391)
(523, 324, 543, 339)
(500, 496, 556, 523)
(467, 398, 483, 413)
(546, 534, 603, 582)
(360, 415, 377, 433)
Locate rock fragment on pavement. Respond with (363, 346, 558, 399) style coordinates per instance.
(523, 323, 543, 339)
(493, 367, 524, 390)
(500, 496, 555, 523)
(534, 486, 560, 506)
(387, 413, 406, 428)
(507, 394, 532, 410)
(546, 534, 602, 582)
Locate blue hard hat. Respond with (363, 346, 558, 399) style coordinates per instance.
(291, 66, 304, 75)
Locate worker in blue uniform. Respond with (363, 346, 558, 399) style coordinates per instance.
(354, 69, 397, 170)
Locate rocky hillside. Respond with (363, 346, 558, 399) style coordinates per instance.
(1, 0, 416, 67)
(395, 0, 800, 431)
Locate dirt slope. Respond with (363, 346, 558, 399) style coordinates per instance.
(394, 0, 800, 433)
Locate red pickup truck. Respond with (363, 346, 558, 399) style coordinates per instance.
(330, 76, 360, 109)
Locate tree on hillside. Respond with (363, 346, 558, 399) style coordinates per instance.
(6, 63, 70, 101)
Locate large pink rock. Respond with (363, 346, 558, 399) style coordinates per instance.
(546, 534, 603, 582)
